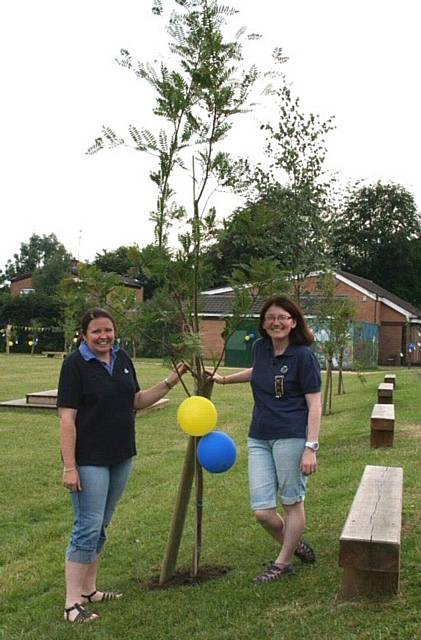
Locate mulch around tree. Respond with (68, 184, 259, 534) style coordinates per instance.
(146, 565, 231, 589)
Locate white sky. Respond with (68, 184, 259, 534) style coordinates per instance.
(1, 0, 420, 271)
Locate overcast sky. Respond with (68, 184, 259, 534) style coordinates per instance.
(1, 0, 420, 272)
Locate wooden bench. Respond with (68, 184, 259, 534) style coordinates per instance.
(339, 465, 403, 599)
(370, 403, 395, 448)
(377, 382, 394, 404)
(42, 351, 67, 359)
(384, 374, 396, 388)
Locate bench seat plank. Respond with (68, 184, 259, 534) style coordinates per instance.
(384, 374, 396, 388)
(370, 404, 395, 447)
(377, 383, 394, 404)
(339, 465, 403, 597)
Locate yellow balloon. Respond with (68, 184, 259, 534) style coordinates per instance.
(28, 340, 34, 346)
(8, 341, 14, 347)
(177, 396, 218, 436)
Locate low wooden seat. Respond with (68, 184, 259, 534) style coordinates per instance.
(370, 403, 395, 447)
(384, 374, 396, 388)
(42, 351, 67, 359)
(377, 382, 394, 404)
(339, 465, 403, 599)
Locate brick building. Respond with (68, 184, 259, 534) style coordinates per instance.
(10, 269, 144, 303)
(198, 271, 421, 367)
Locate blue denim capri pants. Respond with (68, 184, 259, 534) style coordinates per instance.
(66, 458, 133, 564)
(248, 438, 307, 509)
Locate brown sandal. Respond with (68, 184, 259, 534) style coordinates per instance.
(254, 562, 295, 584)
(64, 603, 99, 623)
(294, 540, 316, 564)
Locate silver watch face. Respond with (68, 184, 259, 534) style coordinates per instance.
(306, 442, 319, 451)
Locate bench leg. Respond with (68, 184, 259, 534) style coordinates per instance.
(342, 567, 399, 598)
(370, 430, 394, 448)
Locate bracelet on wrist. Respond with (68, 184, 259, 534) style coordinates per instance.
(63, 467, 76, 473)
(164, 378, 173, 390)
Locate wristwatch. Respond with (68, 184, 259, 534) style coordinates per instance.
(305, 441, 319, 452)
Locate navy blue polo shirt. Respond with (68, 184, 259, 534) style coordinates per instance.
(57, 349, 140, 465)
(249, 338, 321, 440)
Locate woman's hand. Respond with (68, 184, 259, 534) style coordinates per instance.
(166, 362, 190, 387)
(204, 369, 225, 384)
(300, 448, 317, 476)
(63, 468, 81, 492)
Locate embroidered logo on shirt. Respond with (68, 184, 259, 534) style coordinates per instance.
(124, 368, 130, 374)
(280, 365, 288, 374)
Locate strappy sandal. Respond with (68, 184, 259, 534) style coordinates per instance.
(81, 589, 123, 603)
(254, 562, 295, 584)
(294, 540, 316, 564)
(64, 603, 99, 623)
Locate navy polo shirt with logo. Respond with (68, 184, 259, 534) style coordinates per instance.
(57, 347, 140, 466)
(249, 338, 321, 440)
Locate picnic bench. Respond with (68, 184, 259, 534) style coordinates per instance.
(339, 465, 403, 599)
(377, 382, 394, 404)
(384, 374, 396, 389)
(42, 351, 67, 359)
(370, 403, 395, 448)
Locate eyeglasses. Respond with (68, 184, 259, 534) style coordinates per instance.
(265, 314, 292, 323)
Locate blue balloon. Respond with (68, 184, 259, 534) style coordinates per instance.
(197, 431, 237, 474)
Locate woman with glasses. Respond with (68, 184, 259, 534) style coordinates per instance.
(208, 295, 321, 583)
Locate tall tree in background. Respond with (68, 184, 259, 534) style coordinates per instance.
(259, 86, 335, 300)
(3, 233, 72, 288)
(332, 181, 421, 299)
(211, 84, 336, 296)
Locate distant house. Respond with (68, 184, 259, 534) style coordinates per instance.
(197, 271, 421, 368)
(10, 273, 35, 297)
(10, 260, 144, 303)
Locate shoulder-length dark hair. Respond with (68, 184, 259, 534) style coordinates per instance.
(258, 295, 314, 346)
(76, 308, 117, 346)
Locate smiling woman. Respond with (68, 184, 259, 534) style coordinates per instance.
(207, 295, 321, 583)
(57, 307, 188, 623)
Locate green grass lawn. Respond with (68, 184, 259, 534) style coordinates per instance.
(0, 354, 420, 640)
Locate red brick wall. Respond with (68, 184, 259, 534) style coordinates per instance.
(379, 323, 404, 365)
(380, 305, 405, 322)
(10, 276, 33, 297)
(303, 275, 379, 324)
(200, 319, 226, 359)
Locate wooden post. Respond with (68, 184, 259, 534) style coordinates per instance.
(370, 403, 395, 448)
(377, 383, 394, 404)
(159, 437, 196, 585)
(384, 374, 396, 389)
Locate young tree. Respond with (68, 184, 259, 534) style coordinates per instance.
(315, 272, 356, 416)
(86, 0, 287, 583)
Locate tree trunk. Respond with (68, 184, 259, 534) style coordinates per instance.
(5, 325, 11, 355)
(159, 378, 214, 585)
(337, 349, 345, 394)
(328, 358, 333, 413)
(191, 441, 203, 578)
(159, 436, 196, 585)
(322, 357, 332, 416)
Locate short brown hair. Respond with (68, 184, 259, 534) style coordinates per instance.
(258, 296, 314, 346)
(77, 308, 117, 345)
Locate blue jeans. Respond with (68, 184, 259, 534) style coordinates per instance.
(66, 458, 133, 564)
(248, 438, 307, 509)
